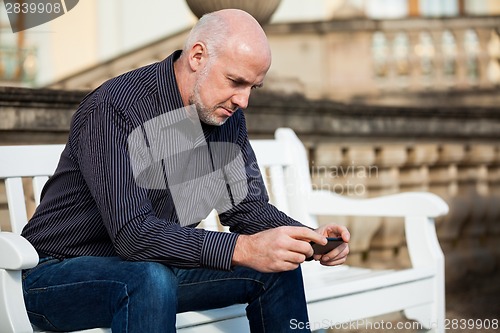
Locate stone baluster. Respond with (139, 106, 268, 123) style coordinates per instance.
(487, 29, 500, 85)
(429, 144, 466, 283)
(342, 145, 381, 267)
(476, 27, 495, 88)
(312, 143, 378, 266)
(429, 29, 446, 89)
(311, 142, 343, 195)
(366, 145, 408, 268)
(485, 145, 500, 265)
(398, 143, 439, 267)
(457, 144, 497, 275)
(453, 29, 471, 89)
(383, 31, 397, 85)
(406, 30, 423, 91)
(401, 143, 440, 191)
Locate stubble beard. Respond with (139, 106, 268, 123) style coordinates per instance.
(189, 71, 228, 127)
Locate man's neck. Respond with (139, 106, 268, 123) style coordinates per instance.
(173, 53, 191, 107)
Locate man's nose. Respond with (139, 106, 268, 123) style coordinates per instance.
(231, 88, 251, 110)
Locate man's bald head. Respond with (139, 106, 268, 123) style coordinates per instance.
(174, 9, 272, 125)
(183, 9, 271, 63)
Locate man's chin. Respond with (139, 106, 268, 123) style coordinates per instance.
(193, 103, 232, 126)
(200, 115, 228, 127)
(212, 118, 228, 126)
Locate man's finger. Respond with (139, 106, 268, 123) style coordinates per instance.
(287, 226, 327, 245)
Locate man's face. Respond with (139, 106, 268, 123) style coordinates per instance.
(189, 44, 270, 126)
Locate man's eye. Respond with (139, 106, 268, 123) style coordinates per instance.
(228, 77, 260, 90)
(229, 78, 239, 85)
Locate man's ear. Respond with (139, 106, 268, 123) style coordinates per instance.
(188, 42, 208, 72)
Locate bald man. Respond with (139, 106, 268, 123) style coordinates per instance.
(22, 9, 349, 333)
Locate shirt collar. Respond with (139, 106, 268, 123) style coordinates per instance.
(156, 50, 185, 117)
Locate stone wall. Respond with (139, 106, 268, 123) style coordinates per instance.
(0, 87, 85, 144)
(1, 87, 499, 283)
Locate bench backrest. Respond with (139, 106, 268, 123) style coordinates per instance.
(244, 128, 317, 227)
(0, 145, 65, 234)
(0, 128, 318, 235)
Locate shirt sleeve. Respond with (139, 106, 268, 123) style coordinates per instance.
(75, 101, 238, 271)
(217, 112, 306, 234)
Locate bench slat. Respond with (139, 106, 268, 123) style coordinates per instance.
(0, 145, 64, 178)
(177, 304, 247, 330)
(268, 165, 289, 214)
(307, 278, 435, 328)
(304, 265, 435, 301)
(250, 141, 291, 167)
(32, 176, 49, 207)
(5, 178, 28, 235)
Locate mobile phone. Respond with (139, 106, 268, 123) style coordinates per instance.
(310, 237, 344, 255)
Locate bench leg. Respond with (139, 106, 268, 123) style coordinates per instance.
(404, 304, 443, 333)
(404, 216, 446, 333)
(0, 270, 34, 333)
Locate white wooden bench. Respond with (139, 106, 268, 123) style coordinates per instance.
(0, 128, 448, 333)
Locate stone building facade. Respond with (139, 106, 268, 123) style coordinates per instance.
(1, 1, 500, 286)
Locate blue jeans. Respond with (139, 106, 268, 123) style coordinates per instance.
(22, 256, 310, 332)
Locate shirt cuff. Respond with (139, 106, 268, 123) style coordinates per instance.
(200, 231, 239, 271)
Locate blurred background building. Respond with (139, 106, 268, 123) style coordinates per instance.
(2, 0, 500, 101)
(1, 0, 500, 307)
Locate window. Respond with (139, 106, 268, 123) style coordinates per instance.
(420, 0, 459, 17)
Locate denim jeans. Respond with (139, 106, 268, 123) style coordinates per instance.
(22, 256, 310, 333)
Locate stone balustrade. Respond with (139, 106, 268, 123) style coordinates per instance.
(310, 139, 499, 284)
(265, 16, 500, 103)
(45, 16, 500, 102)
(1, 86, 499, 285)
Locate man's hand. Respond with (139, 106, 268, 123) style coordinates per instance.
(232, 226, 327, 273)
(312, 224, 350, 266)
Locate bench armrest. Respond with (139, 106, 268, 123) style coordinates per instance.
(0, 232, 39, 270)
(307, 191, 449, 218)
(306, 190, 447, 271)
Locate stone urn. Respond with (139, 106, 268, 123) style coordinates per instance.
(185, 0, 282, 25)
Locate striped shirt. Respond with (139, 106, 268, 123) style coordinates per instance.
(21, 51, 303, 271)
